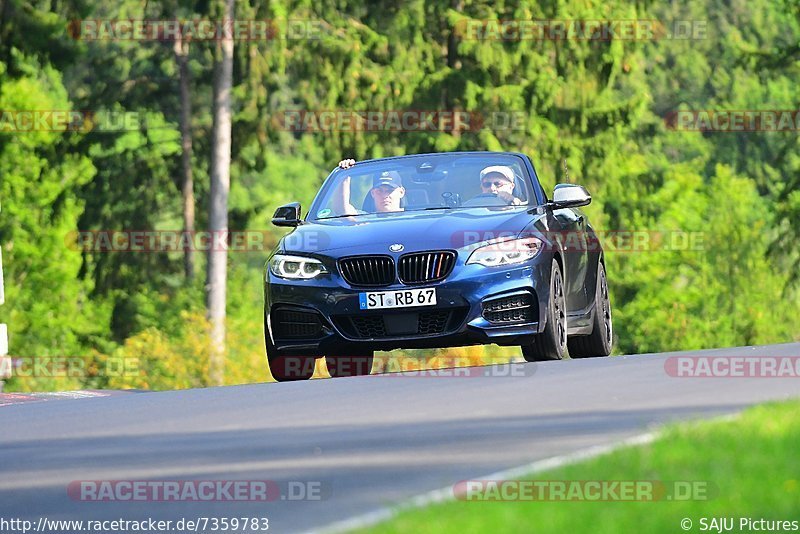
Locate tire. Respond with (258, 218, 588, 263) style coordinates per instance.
(521, 259, 567, 361)
(326, 352, 375, 378)
(264, 315, 316, 381)
(269, 354, 317, 382)
(567, 261, 612, 358)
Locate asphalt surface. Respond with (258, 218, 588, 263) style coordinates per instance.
(1, 343, 799, 533)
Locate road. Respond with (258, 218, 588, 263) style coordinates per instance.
(1, 343, 798, 533)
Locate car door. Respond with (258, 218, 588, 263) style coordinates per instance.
(522, 153, 590, 312)
(551, 206, 589, 312)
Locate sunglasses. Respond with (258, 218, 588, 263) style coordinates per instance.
(481, 179, 512, 188)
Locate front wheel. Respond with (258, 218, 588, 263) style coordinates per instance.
(521, 260, 567, 361)
(567, 262, 612, 358)
(268, 354, 317, 382)
(265, 316, 316, 381)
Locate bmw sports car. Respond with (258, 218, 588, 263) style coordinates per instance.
(264, 151, 612, 381)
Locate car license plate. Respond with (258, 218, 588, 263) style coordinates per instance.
(359, 288, 437, 310)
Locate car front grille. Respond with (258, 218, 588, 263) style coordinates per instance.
(271, 308, 325, 339)
(350, 315, 387, 338)
(333, 308, 467, 339)
(339, 256, 395, 287)
(398, 251, 456, 284)
(482, 293, 537, 325)
(417, 310, 451, 335)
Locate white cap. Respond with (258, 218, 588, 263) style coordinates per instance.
(480, 165, 515, 183)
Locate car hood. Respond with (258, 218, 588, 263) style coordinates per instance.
(280, 207, 542, 255)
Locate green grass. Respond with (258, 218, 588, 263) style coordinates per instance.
(358, 400, 800, 534)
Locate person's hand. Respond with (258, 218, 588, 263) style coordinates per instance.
(338, 159, 356, 169)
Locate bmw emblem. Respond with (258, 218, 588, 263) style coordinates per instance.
(389, 243, 404, 252)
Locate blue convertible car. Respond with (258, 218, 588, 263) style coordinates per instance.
(265, 152, 612, 381)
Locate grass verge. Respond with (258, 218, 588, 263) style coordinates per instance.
(358, 399, 800, 534)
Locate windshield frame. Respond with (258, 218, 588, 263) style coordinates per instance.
(305, 152, 545, 222)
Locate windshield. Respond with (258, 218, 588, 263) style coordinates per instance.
(309, 153, 538, 220)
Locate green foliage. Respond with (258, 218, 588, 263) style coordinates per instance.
(0, 51, 105, 363)
(0, 0, 798, 391)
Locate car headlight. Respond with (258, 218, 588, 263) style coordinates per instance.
(269, 254, 328, 279)
(466, 237, 543, 267)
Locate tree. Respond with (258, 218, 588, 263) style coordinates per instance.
(207, 0, 235, 385)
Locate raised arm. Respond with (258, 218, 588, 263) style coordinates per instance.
(330, 159, 359, 216)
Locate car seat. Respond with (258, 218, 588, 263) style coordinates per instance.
(404, 189, 430, 208)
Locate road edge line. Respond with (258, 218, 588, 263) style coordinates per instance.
(305, 413, 741, 534)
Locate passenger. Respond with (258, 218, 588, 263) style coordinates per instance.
(331, 158, 406, 215)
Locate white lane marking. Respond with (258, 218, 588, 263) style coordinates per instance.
(0, 390, 121, 406)
(306, 414, 742, 534)
(0, 450, 578, 492)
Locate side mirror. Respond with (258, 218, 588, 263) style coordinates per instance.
(551, 184, 591, 208)
(272, 202, 302, 227)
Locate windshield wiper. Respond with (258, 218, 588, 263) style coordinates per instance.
(314, 213, 367, 220)
(317, 207, 453, 219)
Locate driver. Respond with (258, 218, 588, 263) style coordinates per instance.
(478, 165, 522, 205)
(331, 158, 406, 215)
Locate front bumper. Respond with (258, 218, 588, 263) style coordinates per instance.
(264, 253, 553, 354)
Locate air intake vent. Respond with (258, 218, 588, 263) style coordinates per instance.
(482, 293, 537, 325)
(332, 308, 468, 339)
(272, 308, 325, 339)
(398, 251, 456, 285)
(339, 256, 395, 287)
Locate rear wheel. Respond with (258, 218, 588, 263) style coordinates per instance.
(521, 260, 567, 361)
(326, 352, 375, 378)
(568, 262, 612, 358)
